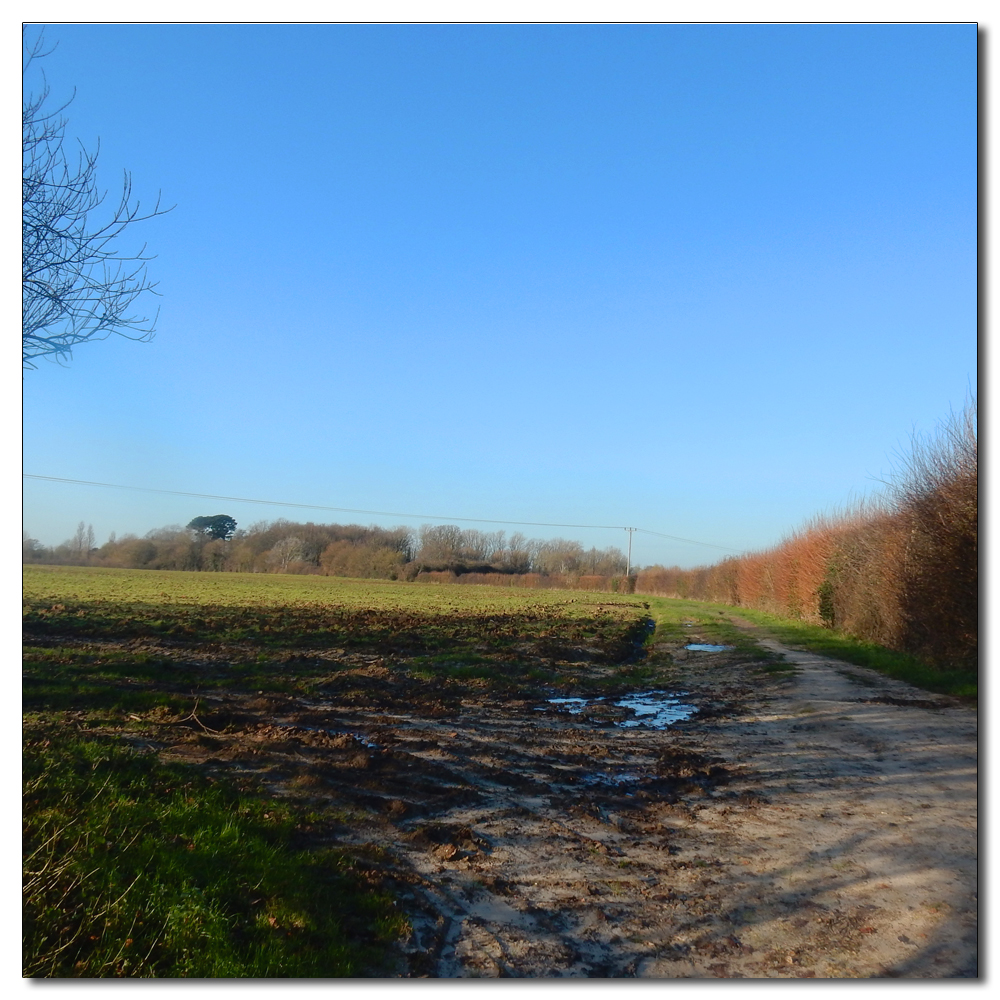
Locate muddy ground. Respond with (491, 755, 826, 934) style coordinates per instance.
(54, 617, 978, 978)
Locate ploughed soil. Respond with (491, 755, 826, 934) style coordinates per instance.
(28, 618, 977, 978)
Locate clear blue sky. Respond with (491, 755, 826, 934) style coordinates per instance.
(22, 23, 977, 568)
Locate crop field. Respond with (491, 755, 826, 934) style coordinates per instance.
(23, 564, 646, 654)
(23, 565, 976, 979)
(23, 565, 664, 977)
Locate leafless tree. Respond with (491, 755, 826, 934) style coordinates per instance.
(267, 537, 305, 571)
(69, 521, 95, 560)
(22, 30, 171, 368)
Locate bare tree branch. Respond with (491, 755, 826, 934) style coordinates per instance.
(22, 29, 173, 369)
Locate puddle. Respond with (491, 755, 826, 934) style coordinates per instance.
(580, 771, 643, 788)
(613, 691, 698, 728)
(685, 643, 734, 652)
(540, 691, 696, 729)
(545, 697, 590, 714)
(345, 730, 380, 748)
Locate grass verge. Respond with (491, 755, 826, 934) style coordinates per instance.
(643, 597, 778, 664)
(23, 725, 407, 978)
(714, 606, 977, 699)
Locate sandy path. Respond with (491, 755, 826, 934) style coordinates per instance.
(139, 623, 977, 978)
(369, 635, 978, 978)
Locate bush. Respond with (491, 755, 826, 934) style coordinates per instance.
(637, 401, 977, 672)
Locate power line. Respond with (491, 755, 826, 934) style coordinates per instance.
(634, 527, 738, 551)
(22, 473, 742, 552)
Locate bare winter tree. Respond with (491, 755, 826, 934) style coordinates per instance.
(22, 31, 171, 368)
(267, 536, 305, 572)
(69, 521, 95, 561)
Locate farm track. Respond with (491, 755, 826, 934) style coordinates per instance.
(65, 623, 977, 978)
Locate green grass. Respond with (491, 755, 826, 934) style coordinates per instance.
(647, 600, 976, 699)
(23, 565, 646, 656)
(643, 597, 777, 663)
(23, 726, 406, 978)
(22, 647, 195, 716)
(23, 564, 654, 710)
(21, 645, 335, 716)
(23, 564, 643, 620)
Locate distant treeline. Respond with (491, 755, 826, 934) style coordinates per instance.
(23, 520, 629, 585)
(23, 401, 976, 669)
(636, 402, 978, 671)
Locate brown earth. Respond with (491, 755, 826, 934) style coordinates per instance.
(115, 621, 977, 978)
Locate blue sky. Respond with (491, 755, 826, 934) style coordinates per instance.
(22, 23, 977, 568)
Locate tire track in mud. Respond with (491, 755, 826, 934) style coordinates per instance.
(151, 627, 976, 978)
(369, 633, 974, 978)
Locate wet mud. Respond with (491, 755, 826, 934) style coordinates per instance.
(37, 622, 977, 978)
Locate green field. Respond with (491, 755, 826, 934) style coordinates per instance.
(23, 563, 645, 614)
(26, 565, 966, 977)
(23, 566, 658, 978)
(23, 564, 645, 652)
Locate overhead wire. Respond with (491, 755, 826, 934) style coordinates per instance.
(22, 473, 743, 552)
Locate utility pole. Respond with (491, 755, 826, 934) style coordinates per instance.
(625, 527, 636, 577)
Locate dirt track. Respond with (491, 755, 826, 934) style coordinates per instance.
(153, 616, 977, 978)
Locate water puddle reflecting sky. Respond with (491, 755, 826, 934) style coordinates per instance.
(579, 771, 643, 787)
(685, 643, 733, 652)
(614, 691, 697, 727)
(546, 697, 589, 714)
(541, 691, 697, 729)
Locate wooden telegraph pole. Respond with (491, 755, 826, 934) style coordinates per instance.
(625, 527, 636, 577)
